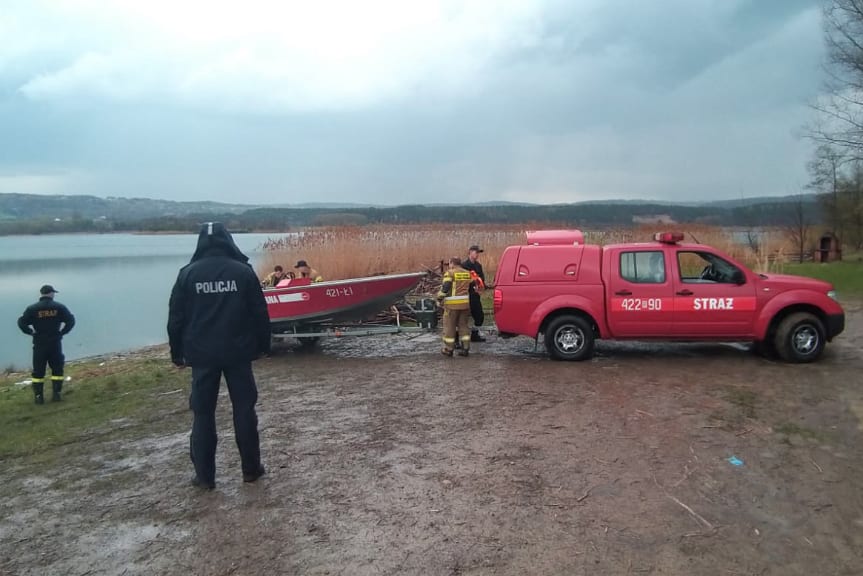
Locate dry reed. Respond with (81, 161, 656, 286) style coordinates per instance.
(254, 224, 796, 281)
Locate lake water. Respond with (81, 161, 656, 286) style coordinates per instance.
(0, 233, 287, 370)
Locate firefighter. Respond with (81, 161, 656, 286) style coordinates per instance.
(17, 285, 76, 404)
(437, 257, 477, 357)
(461, 244, 487, 342)
(261, 265, 291, 288)
(294, 260, 324, 282)
(168, 222, 271, 490)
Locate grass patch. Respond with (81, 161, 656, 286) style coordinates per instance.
(783, 260, 863, 297)
(774, 421, 826, 442)
(0, 358, 190, 460)
(724, 387, 758, 419)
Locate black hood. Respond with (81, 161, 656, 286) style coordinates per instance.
(189, 222, 249, 264)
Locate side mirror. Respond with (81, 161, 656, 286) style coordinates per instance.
(732, 270, 745, 285)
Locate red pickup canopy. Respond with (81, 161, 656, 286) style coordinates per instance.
(525, 229, 584, 246)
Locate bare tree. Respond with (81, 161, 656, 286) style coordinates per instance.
(785, 195, 812, 262)
(810, 1, 863, 154)
(807, 143, 847, 239)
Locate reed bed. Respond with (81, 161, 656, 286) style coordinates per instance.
(256, 224, 796, 281)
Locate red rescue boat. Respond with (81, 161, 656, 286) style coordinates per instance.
(265, 271, 428, 332)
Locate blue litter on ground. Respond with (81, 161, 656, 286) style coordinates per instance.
(728, 456, 744, 467)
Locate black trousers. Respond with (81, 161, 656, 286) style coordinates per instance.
(189, 363, 262, 484)
(469, 292, 484, 330)
(32, 340, 64, 379)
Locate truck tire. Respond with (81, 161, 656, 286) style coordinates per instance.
(545, 315, 595, 361)
(773, 312, 825, 363)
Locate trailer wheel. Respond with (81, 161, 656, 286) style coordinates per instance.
(545, 315, 594, 361)
(773, 312, 825, 363)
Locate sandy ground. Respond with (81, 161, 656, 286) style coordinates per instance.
(1, 303, 862, 576)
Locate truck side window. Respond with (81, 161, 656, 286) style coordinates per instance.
(620, 251, 665, 283)
(677, 251, 742, 284)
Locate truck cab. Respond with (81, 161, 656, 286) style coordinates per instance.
(493, 230, 845, 363)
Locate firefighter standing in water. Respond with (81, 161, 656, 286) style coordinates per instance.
(437, 257, 478, 357)
(17, 285, 75, 404)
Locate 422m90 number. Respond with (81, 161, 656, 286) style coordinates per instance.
(620, 298, 663, 311)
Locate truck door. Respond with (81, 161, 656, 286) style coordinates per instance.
(606, 249, 673, 337)
(672, 250, 757, 338)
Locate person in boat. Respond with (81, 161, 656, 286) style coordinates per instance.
(437, 257, 478, 357)
(168, 222, 270, 490)
(294, 260, 324, 283)
(261, 265, 292, 288)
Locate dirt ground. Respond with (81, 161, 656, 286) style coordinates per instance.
(1, 303, 862, 576)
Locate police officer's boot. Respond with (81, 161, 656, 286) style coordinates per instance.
(32, 382, 44, 405)
(51, 380, 63, 402)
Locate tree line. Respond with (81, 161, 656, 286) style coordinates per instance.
(0, 199, 825, 236)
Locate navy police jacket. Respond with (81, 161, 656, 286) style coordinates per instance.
(167, 223, 271, 367)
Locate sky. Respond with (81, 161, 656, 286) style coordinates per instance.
(0, 0, 828, 206)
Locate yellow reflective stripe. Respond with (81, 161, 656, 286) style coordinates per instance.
(443, 337, 456, 343)
(459, 335, 471, 341)
(444, 296, 469, 304)
(50, 376, 64, 381)
(31, 377, 45, 383)
(453, 272, 471, 280)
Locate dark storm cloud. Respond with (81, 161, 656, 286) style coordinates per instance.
(0, 0, 827, 204)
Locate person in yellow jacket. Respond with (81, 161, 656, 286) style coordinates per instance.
(437, 257, 478, 357)
(294, 260, 324, 283)
(260, 265, 292, 288)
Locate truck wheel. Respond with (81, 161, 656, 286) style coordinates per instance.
(545, 315, 594, 361)
(773, 312, 825, 363)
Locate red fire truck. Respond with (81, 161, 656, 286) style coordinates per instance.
(492, 230, 845, 363)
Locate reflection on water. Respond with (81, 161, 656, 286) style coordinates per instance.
(0, 233, 284, 369)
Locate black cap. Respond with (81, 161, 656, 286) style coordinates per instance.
(294, 260, 308, 268)
(40, 285, 58, 295)
(468, 245, 483, 253)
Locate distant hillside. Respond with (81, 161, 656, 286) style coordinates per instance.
(0, 192, 826, 235)
(0, 193, 254, 221)
(701, 194, 818, 209)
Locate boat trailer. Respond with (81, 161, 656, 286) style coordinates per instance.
(271, 298, 439, 343)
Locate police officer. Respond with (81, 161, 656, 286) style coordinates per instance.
(461, 244, 486, 342)
(167, 222, 271, 490)
(437, 257, 477, 357)
(17, 285, 75, 404)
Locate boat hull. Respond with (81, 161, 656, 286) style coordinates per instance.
(265, 272, 427, 331)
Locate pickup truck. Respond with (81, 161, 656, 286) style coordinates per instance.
(492, 230, 845, 363)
